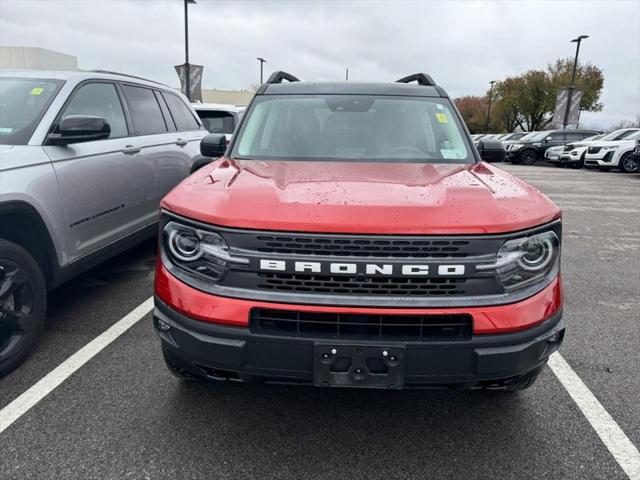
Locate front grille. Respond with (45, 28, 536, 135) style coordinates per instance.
(253, 235, 470, 258)
(250, 308, 473, 341)
(588, 146, 601, 154)
(257, 272, 468, 296)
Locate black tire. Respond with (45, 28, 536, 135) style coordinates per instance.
(0, 239, 47, 377)
(163, 350, 204, 381)
(553, 163, 564, 168)
(598, 166, 611, 172)
(620, 152, 639, 173)
(520, 149, 538, 165)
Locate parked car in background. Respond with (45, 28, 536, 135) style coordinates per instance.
(505, 129, 600, 165)
(584, 130, 640, 173)
(0, 69, 206, 376)
(544, 145, 565, 163)
(192, 103, 245, 143)
(551, 129, 639, 168)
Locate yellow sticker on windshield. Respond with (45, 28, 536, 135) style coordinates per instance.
(30, 87, 44, 95)
(436, 112, 448, 123)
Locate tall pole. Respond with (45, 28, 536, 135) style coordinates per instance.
(345, 68, 349, 81)
(563, 35, 588, 129)
(257, 57, 266, 84)
(485, 80, 496, 132)
(184, 0, 194, 101)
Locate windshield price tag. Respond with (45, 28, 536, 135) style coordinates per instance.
(435, 112, 448, 123)
(30, 87, 44, 95)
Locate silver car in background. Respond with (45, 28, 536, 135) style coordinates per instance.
(0, 70, 206, 376)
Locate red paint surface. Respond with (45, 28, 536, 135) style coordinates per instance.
(155, 264, 563, 334)
(161, 159, 561, 235)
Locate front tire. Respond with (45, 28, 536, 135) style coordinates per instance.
(0, 240, 47, 378)
(520, 149, 538, 165)
(620, 153, 639, 173)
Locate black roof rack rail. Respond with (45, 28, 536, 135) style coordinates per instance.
(266, 71, 300, 84)
(396, 73, 436, 87)
(89, 70, 168, 87)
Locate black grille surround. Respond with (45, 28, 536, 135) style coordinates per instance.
(160, 211, 562, 308)
(253, 234, 471, 258)
(250, 308, 473, 341)
(257, 272, 469, 296)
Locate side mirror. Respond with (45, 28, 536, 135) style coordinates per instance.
(48, 115, 111, 145)
(477, 139, 506, 163)
(200, 133, 227, 158)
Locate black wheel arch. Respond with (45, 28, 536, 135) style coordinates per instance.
(0, 201, 61, 288)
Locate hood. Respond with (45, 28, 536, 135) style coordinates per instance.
(161, 159, 561, 235)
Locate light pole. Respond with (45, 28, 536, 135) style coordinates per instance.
(184, 0, 196, 101)
(257, 57, 266, 84)
(563, 34, 588, 129)
(485, 80, 496, 132)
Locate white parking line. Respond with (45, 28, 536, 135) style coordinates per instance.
(548, 352, 640, 480)
(0, 297, 154, 435)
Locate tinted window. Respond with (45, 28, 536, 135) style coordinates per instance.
(162, 93, 200, 131)
(545, 132, 565, 142)
(154, 91, 176, 131)
(121, 85, 167, 135)
(197, 110, 236, 134)
(60, 82, 128, 139)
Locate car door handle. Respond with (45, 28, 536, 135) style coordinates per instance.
(122, 145, 141, 155)
(175, 138, 188, 147)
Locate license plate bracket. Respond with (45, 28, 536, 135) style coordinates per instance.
(313, 343, 405, 389)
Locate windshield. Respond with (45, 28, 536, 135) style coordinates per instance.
(627, 130, 640, 140)
(582, 134, 602, 142)
(600, 129, 640, 141)
(518, 132, 539, 141)
(232, 95, 473, 163)
(527, 132, 548, 141)
(0, 77, 64, 145)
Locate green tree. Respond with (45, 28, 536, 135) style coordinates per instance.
(547, 58, 604, 112)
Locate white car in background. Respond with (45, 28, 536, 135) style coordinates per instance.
(555, 129, 639, 169)
(584, 129, 640, 173)
(192, 103, 245, 144)
(544, 145, 565, 162)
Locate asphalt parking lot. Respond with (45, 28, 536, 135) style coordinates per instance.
(0, 164, 638, 480)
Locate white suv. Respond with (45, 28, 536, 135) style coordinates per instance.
(584, 129, 640, 173)
(192, 103, 245, 144)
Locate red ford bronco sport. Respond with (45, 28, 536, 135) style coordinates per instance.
(153, 72, 564, 390)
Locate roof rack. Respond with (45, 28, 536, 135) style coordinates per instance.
(266, 71, 300, 84)
(89, 70, 168, 86)
(396, 73, 436, 87)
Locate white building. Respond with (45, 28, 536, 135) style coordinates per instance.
(0, 46, 78, 71)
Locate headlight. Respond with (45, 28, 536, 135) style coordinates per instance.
(511, 144, 524, 150)
(162, 221, 248, 282)
(478, 230, 560, 292)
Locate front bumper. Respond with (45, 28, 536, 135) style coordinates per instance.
(154, 295, 565, 389)
(585, 151, 615, 166)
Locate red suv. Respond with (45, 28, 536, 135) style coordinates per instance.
(153, 72, 564, 391)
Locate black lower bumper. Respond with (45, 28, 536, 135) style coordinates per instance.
(153, 297, 564, 389)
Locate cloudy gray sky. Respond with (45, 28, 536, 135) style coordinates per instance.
(1, 0, 638, 128)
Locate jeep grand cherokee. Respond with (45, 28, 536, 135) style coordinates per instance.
(153, 72, 564, 391)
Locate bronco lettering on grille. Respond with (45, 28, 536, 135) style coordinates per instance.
(259, 260, 465, 276)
